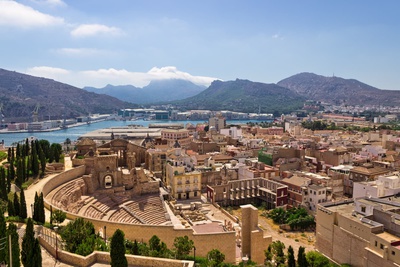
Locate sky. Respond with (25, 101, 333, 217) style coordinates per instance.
(1, 0, 400, 90)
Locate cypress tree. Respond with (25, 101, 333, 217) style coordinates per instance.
(16, 143, 20, 159)
(37, 193, 45, 224)
(31, 146, 39, 177)
(11, 147, 15, 163)
(19, 189, 27, 219)
(287, 245, 296, 267)
(297, 246, 308, 267)
(9, 159, 15, 181)
(0, 167, 6, 201)
(21, 218, 35, 267)
(13, 193, 20, 217)
(33, 192, 38, 222)
(7, 199, 15, 217)
(0, 211, 6, 263)
(6, 223, 20, 267)
(39, 147, 46, 177)
(25, 138, 29, 158)
(110, 229, 127, 267)
(6, 166, 11, 193)
(7, 147, 11, 163)
(32, 238, 42, 267)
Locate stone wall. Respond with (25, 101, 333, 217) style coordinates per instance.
(39, 235, 194, 267)
(41, 165, 86, 196)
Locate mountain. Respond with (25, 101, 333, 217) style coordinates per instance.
(277, 72, 400, 106)
(0, 68, 136, 122)
(171, 79, 305, 114)
(84, 79, 206, 104)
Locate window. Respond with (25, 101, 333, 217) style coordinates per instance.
(392, 251, 396, 256)
(361, 206, 366, 213)
(380, 244, 384, 249)
(375, 241, 377, 247)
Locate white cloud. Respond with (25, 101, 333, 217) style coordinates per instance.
(0, 0, 64, 28)
(71, 24, 123, 38)
(25, 66, 219, 88)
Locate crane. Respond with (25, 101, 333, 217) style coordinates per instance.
(32, 103, 40, 122)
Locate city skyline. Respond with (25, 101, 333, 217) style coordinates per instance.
(1, 0, 399, 90)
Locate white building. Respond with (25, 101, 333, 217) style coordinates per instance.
(353, 173, 400, 199)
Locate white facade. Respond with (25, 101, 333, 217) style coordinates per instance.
(353, 173, 400, 199)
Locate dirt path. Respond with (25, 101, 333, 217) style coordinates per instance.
(231, 208, 316, 253)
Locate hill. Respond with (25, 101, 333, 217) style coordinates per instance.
(172, 79, 305, 114)
(84, 79, 206, 104)
(277, 72, 400, 106)
(0, 68, 135, 122)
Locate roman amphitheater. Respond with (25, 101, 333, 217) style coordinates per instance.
(42, 138, 270, 264)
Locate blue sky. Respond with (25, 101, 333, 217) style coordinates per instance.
(0, 0, 399, 89)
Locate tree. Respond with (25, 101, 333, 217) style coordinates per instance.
(287, 245, 296, 267)
(19, 189, 27, 219)
(207, 249, 225, 267)
(39, 147, 46, 177)
(34, 192, 45, 224)
(264, 244, 273, 265)
(13, 193, 20, 217)
(51, 209, 66, 226)
(0, 167, 6, 201)
(60, 218, 105, 256)
(148, 235, 169, 257)
(0, 212, 6, 264)
(21, 218, 35, 267)
(6, 223, 20, 267)
(173, 235, 194, 259)
(7, 199, 15, 217)
(110, 229, 127, 267)
(297, 246, 308, 267)
(32, 238, 42, 267)
(271, 241, 285, 266)
(305, 251, 329, 267)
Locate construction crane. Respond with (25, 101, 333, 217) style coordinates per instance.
(32, 103, 40, 122)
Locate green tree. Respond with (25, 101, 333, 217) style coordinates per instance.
(297, 246, 308, 267)
(173, 235, 194, 259)
(207, 249, 225, 267)
(264, 244, 273, 265)
(34, 192, 45, 224)
(21, 218, 35, 267)
(287, 245, 296, 267)
(31, 141, 39, 177)
(305, 251, 329, 267)
(0, 211, 6, 263)
(60, 218, 102, 256)
(271, 241, 285, 266)
(32, 238, 42, 267)
(39, 147, 46, 177)
(0, 167, 6, 201)
(19, 189, 27, 219)
(110, 229, 127, 267)
(7, 199, 15, 217)
(148, 235, 169, 257)
(6, 223, 20, 267)
(13, 193, 20, 217)
(51, 209, 66, 226)
(50, 143, 62, 162)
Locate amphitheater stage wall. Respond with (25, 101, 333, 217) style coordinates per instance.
(43, 167, 237, 263)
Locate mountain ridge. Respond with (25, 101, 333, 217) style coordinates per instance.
(84, 79, 206, 104)
(0, 68, 136, 122)
(277, 72, 400, 106)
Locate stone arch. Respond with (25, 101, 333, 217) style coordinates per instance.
(104, 174, 113, 188)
